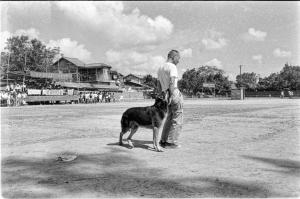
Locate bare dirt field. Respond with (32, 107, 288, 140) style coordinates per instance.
(1, 98, 300, 198)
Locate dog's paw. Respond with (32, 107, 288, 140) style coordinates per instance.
(128, 140, 134, 148)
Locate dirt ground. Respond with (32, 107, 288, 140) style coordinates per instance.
(1, 98, 300, 198)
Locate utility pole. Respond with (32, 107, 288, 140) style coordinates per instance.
(239, 65, 242, 77)
(239, 65, 243, 87)
(23, 52, 27, 85)
(7, 52, 10, 86)
(239, 64, 246, 100)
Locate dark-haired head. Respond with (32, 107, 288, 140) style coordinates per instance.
(167, 50, 180, 65)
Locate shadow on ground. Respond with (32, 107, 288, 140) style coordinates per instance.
(242, 155, 300, 176)
(107, 139, 154, 151)
(2, 148, 286, 198)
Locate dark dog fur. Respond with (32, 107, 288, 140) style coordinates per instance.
(119, 96, 168, 152)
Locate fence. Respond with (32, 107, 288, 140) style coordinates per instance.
(245, 90, 300, 98)
(27, 89, 75, 96)
(114, 91, 145, 101)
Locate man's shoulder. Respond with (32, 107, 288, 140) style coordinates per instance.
(165, 62, 176, 68)
(159, 62, 176, 70)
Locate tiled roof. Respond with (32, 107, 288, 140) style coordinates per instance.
(53, 57, 112, 69)
(63, 57, 86, 67)
(125, 74, 144, 79)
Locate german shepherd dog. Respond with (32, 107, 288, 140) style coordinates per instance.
(119, 95, 168, 152)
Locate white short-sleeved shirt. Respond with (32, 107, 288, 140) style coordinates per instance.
(157, 62, 178, 92)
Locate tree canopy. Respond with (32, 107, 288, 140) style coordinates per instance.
(236, 72, 259, 90)
(256, 63, 300, 91)
(1, 35, 60, 73)
(178, 66, 231, 96)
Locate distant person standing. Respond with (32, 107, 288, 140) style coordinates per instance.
(21, 92, 27, 105)
(6, 84, 10, 92)
(85, 92, 89, 103)
(280, 90, 285, 98)
(15, 84, 21, 92)
(288, 90, 294, 99)
(21, 83, 27, 93)
(157, 50, 183, 149)
(99, 92, 103, 103)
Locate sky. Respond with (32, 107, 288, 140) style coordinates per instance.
(1, 1, 299, 80)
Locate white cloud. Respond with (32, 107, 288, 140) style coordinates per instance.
(0, 31, 11, 51)
(242, 28, 267, 42)
(202, 30, 228, 50)
(105, 49, 165, 76)
(106, 50, 121, 64)
(273, 48, 292, 58)
(47, 38, 91, 62)
(240, 5, 252, 12)
(204, 58, 223, 69)
(180, 48, 193, 58)
(252, 54, 263, 64)
(54, 2, 173, 48)
(0, 28, 40, 51)
(2, 2, 51, 18)
(14, 28, 40, 39)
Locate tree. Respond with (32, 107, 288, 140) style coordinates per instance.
(256, 63, 300, 91)
(142, 74, 159, 89)
(278, 63, 300, 90)
(236, 72, 259, 90)
(178, 66, 231, 96)
(0, 35, 60, 73)
(257, 73, 280, 91)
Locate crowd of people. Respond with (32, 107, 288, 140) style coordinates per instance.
(79, 92, 116, 103)
(0, 80, 121, 107)
(280, 90, 294, 98)
(0, 82, 28, 106)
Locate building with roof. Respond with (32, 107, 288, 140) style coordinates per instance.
(49, 56, 121, 91)
(124, 74, 144, 87)
(123, 74, 153, 91)
(51, 57, 112, 83)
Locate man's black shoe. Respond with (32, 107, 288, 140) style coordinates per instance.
(159, 140, 166, 148)
(163, 142, 181, 149)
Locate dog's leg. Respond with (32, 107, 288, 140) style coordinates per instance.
(119, 127, 129, 146)
(119, 131, 125, 145)
(127, 125, 138, 148)
(153, 127, 163, 152)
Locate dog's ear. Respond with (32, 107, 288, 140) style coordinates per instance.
(154, 92, 163, 100)
(156, 94, 168, 103)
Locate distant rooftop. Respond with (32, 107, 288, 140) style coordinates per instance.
(61, 57, 85, 67)
(125, 74, 144, 79)
(53, 57, 111, 69)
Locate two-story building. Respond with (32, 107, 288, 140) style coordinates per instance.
(50, 57, 120, 91)
(124, 74, 143, 86)
(123, 74, 153, 91)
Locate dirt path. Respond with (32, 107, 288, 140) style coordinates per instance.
(1, 98, 300, 198)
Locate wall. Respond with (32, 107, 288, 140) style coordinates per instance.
(96, 68, 111, 82)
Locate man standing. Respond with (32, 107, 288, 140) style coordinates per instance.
(157, 50, 183, 149)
